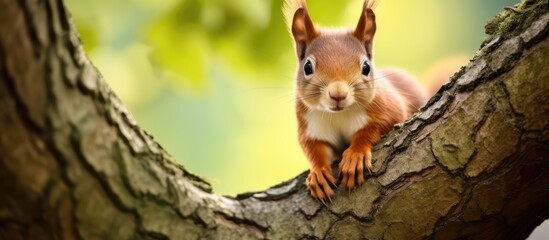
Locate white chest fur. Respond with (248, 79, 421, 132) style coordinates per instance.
(304, 105, 368, 149)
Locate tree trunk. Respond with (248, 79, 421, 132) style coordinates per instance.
(1, 0, 548, 239)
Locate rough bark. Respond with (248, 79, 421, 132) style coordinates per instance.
(1, 0, 548, 239)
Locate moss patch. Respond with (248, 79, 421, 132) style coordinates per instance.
(484, 0, 549, 44)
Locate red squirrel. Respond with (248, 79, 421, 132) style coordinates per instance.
(284, 0, 429, 202)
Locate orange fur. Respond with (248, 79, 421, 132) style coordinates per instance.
(285, 0, 429, 202)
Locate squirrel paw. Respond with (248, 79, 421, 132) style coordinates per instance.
(307, 166, 336, 204)
(339, 148, 372, 190)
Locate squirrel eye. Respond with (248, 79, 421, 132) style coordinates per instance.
(304, 59, 314, 76)
(362, 60, 371, 76)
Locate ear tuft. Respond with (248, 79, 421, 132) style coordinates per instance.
(283, 0, 318, 60)
(283, 0, 304, 32)
(353, 0, 378, 59)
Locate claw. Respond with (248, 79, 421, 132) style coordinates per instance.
(320, 198, 327, 207)
(340, 148, 372, 191)
(307, 166, 337, 204)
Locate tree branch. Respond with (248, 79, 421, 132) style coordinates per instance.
(0, 0, 548, 239)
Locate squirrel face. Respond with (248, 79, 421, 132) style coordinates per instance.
(286, 0, 378, 113)
(297, 30, 376, 112)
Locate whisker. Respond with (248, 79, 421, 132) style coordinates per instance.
(306, 80, 329, 89)
(353, 86, 424, 99)
(353, 99, 368, 109)
(355, 94, 383, 110)
(298, 92, 322, 101)
(372, 69, 408, 80)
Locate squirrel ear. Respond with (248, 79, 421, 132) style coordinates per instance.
(353, 1, 376, 59)
(291, 7, 318, 60)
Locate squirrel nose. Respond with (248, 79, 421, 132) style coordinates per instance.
(329, 92, 347, 102)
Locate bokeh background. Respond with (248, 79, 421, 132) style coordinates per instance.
(64, 0, 517, 196)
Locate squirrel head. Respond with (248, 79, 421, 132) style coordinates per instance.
(284, 0, 378, 112)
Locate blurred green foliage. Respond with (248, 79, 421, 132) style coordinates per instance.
(65, 0, 517, 195)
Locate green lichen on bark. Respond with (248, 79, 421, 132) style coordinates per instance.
(484, 0, 549, 44)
